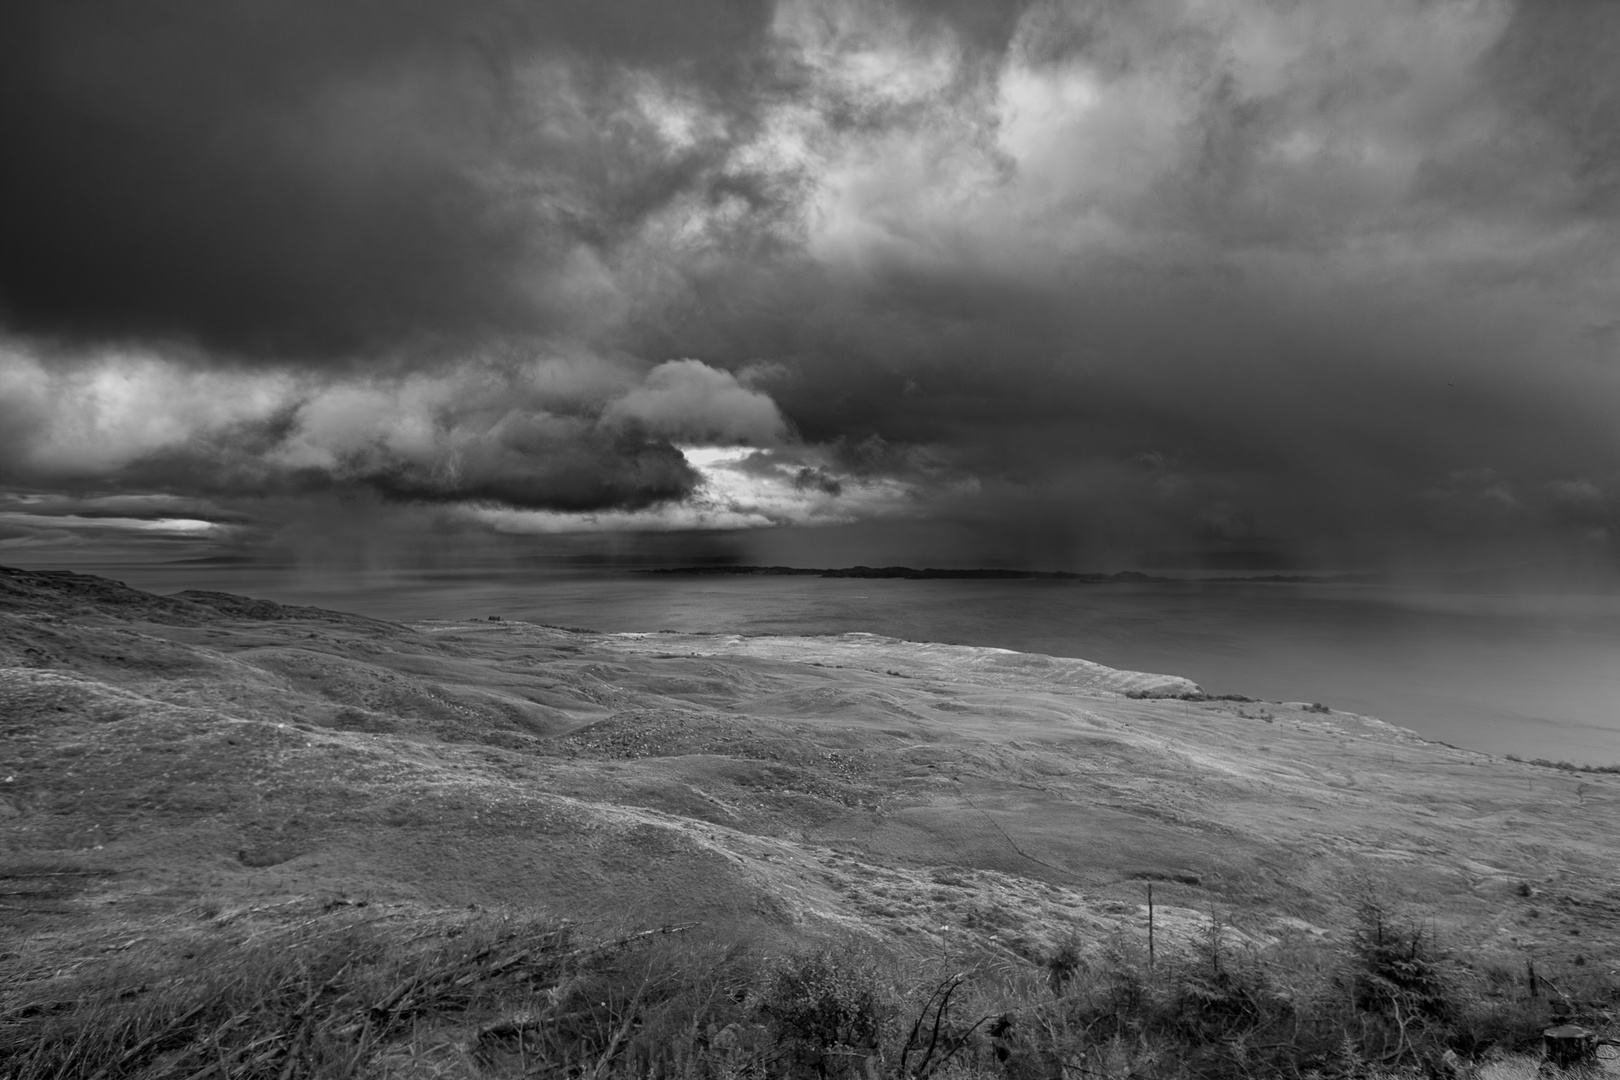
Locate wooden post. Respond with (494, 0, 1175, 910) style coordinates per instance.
(1147, 883, 1155, 971)
(1528, 959, 1538, 998)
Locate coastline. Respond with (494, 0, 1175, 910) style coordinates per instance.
(6, 565, 1620, 1072)
(7, 561, 1620, 761)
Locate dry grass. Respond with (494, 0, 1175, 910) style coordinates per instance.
(3, 901, 1614, 1079)
(1, 908, 731, 1079)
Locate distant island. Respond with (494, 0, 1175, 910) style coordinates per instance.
(640, 564, 1384, 583)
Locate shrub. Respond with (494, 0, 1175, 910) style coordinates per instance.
(1043, 938, 1083, 996)
(757, 948, 891, 1078)
(1348, 901, 1452, 1022)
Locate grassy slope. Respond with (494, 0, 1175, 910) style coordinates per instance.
(3, 565, 1617, 1075)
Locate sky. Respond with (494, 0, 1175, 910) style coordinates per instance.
(1, 0, 1617, 574)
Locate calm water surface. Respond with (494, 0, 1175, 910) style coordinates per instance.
(78, 564, 1620, 762)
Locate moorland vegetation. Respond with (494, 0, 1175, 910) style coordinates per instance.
(3, 565, 1617, 1078)
(6, 898, 1607, 1079)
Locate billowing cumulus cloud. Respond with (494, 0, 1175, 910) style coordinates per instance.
(602, 360, 789, 445)
(1, 0, 1618, 571)
(0, 347, 801, 516)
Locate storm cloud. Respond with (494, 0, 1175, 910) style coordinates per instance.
(2, 0, 1618, 571)
(0, 0, 778, 360)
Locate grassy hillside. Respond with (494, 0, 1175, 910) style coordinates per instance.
(2, 565, 1616, 1077)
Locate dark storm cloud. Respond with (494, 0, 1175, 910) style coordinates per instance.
(2, 0, 1617, 569)
(1488, 0, 1620, 212)
(669, 250, 1620, 568)
(0, 0, 775, 361)
(619, 0, 1620, 569)
(133, 416, 704, 514)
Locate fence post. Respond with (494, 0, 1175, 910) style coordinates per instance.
(1148, 883, 1155, 971)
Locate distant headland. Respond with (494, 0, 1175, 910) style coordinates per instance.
(638, 565, 1383, 583)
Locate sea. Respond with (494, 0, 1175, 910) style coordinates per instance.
(52, 564, 1620, 764)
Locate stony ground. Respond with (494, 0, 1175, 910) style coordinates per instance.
(4, 563, 1617, 989)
